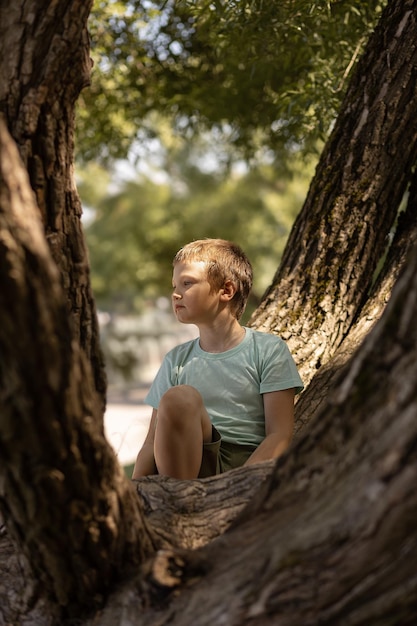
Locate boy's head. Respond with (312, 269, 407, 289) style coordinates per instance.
(173, 239, 253, 320)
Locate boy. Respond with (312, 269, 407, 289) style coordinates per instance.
(132, 238, 303, 480)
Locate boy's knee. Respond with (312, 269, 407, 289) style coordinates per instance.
(158, 385, 203, 425)
(161, 385, 202, 409)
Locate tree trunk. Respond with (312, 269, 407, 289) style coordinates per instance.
(0, 118, 155, 615)
(0, 0, 106, 407)
(294, 162, 417, 434)
(251, 0, 417, 387)
(135, 461, 274, 550)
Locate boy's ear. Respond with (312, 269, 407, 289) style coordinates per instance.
(220, 279, 237, 301)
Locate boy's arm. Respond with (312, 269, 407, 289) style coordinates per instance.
(131, 408, 158, 479)
(244, 388, 295, 466)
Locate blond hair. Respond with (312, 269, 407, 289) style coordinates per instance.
(173, 239, 253, 320)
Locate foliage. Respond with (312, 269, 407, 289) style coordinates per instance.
(76, 0, 386, 164)
(77, 0, 385, 318)
(79, 143, 314, 315)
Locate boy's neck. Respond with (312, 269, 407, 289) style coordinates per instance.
(198, 318, 246, 353)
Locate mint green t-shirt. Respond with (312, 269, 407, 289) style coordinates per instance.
(144, 327, 303, 447)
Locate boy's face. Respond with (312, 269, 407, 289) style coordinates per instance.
(172, 261, 222, 325)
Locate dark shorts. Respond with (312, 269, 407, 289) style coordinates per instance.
(198, 426, 256, 478)
(149, 426, 256, 478)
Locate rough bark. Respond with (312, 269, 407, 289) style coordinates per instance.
(0, 525, 59, 626)
(134, 461, 274, 550)
(251, 0, 417, 387)
(294, 162, 417, 434)
(0, 0, 106, 407)
(0, 119, 155, 616)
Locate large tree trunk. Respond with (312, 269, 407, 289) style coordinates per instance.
(0, 118, 156, 617)
(251, 0, 417, 386)
(0, 0, 106, 406)
(294, 163, 417, 434)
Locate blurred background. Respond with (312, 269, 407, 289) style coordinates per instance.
(75, 0, 384, 469)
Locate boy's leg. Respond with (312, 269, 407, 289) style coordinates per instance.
(154, 385, 212, 479)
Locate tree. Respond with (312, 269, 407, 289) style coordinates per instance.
(0, 0, 106, 408)
(1, 1, 417, 625)
(250, 0, 417, 387)
(77, 0, 386, 164)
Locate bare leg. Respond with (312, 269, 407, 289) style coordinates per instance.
(154, 385, 212, 479)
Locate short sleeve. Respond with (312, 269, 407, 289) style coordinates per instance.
(258, 336, 303, 395)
